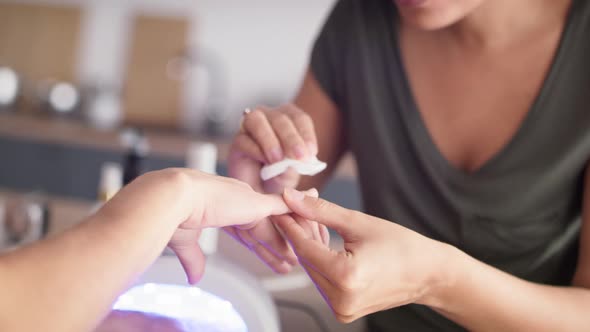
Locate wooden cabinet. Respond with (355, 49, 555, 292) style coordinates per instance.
(123, 15, 189, 129)
(0, 3, 81, 83)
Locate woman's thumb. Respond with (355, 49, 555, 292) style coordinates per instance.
(283, 188, 354, 235)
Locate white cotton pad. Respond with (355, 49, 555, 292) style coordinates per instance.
(260, 156, 327, 181)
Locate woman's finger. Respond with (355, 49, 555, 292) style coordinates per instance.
(236, 228, 293, 274)
(296, 217, 323, 243)
(285, 106, 318, 156)
(311, 222, 323, 243)
(250, 242, 293, 274)
(282, 188, 357, 237)
(273, 214, 340, 279)
(268, 112, 309, 160)
(238, 220, 298, 265)
(242, 109, 283, 163)
(230, 133, 266, 163)
(306, 186, 329, 246)
(319, 224, 331, 246)
(223, 227, 249, 248)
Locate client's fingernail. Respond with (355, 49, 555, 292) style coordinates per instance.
(285, 188, 305, 201)
(270, 148, 283, 163)
(307, 188, 319, 198)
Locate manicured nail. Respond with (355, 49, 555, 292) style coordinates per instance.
(307, 188, 319, 198)
(285, 188, 305, 201)
(307, 142, 318, 156)
(270, 148, 283, 163)
(294, 145, 307, 160)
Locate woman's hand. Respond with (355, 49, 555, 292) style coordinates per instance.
(226, 104, 325, 273)
(222, 187, 329, 274)
(228, 104, 318, 194)
(273, 189, 453, 323)
(97, 168, 291, 284)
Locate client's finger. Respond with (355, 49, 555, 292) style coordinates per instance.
(169, 240, 206, 285)
(203, 192, 290, 228)
(223, 187, 319, 229)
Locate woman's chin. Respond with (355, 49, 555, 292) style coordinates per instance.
(396, 0, 482, 31)
(400, 12, 457, 31)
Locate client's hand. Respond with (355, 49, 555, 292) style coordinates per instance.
(273, 189, 451, 323)
(98, 168, 291, 284)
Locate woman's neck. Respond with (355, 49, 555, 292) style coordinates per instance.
(445, 0, 572, 50)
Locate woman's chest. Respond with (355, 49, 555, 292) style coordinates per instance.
(399, 28, 563, 174)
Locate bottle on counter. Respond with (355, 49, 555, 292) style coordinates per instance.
(89, 162, 124, 215)
(186, 142, 218, 174)
(98, 162, 124, 203)
(121, 128, 149, 185)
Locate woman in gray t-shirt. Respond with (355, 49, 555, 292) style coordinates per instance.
(228, 0, 590, 330)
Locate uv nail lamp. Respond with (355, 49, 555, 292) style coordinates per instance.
(113, 255, 280, 332)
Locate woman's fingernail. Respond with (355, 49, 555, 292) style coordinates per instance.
(285, 188, 305, 201)
(294, 145, 307, 160)
(270, 148, 283, 163)
(307, 142, 318, 156)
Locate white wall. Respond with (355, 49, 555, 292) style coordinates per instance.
(188, 1, 335, 132)
(3, 0, 336, 132)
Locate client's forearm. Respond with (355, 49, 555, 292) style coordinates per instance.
(0, 171, 190, 332)
(0, 168, 288, 332)
(0, 210, 177, 332)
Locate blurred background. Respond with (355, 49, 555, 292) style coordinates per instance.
(0, 1, 365, 331)
(0, 0, 361, 203)
(1, 0, 334, 132)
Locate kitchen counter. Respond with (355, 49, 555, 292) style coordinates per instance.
(0, 112, 358, 179)
(0, 112, 362, 210)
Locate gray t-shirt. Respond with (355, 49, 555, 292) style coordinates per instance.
(311, 0, 590, 330)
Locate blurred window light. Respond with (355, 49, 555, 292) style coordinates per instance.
(0, 67, 19, 106)
(49, 82, 79, 113)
